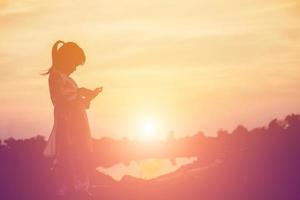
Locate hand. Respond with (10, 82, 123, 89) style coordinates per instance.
(94, 87, 103, 94)
(89, 86, 103, 100)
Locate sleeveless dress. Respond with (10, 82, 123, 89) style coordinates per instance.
(43, 68, 93, 190)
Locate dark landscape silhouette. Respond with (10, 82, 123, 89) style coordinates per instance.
(1, 113, 300, 200)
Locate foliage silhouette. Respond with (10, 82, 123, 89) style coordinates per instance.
(0, 113, 300, 200)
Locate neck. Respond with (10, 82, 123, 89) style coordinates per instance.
(56, 67, 70, 76)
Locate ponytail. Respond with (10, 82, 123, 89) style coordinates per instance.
(41, 40, 64, 75)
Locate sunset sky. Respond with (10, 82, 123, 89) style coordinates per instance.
(0, 0, 300, 140)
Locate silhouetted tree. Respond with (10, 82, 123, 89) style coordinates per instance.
(1, 113, 300, 200)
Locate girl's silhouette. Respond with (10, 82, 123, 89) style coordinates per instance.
(43, 40, 102, 197)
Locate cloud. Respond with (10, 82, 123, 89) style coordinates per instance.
(0, 0, 48, 27)
(1, 0, 300, 139)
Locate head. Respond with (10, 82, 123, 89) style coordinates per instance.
(43, 40, 86, 75)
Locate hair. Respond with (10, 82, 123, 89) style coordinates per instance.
(41, 40, 86, 75)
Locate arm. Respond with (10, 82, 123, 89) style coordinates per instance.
(49, 73, 75, 106)
(78, 87, 103, 109)
(78, 87, 94, 98)
(49, 73, 92, 109)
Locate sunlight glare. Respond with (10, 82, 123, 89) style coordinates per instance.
(139, 119, 158, 141)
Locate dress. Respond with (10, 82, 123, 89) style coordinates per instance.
(43, 68, 93, 190)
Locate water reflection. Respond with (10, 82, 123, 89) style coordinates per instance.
(97, 157, 197, 181)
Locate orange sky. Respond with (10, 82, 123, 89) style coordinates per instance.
(0, 0, 300, 140)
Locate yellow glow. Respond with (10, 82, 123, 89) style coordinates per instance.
(138, 159, 164, 180)
(1, 0, 300, 139)
(139, 118, 158, 141)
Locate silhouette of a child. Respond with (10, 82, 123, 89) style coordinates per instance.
(42, 40, 102, 197)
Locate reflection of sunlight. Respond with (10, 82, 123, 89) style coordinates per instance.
(138, 159, 164, 179)
(97, 157, 198, 181)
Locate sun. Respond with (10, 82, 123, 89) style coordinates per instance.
(139, 119, 158, 141)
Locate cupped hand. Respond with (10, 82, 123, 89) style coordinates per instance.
(90, 86, 102, 100)
(94, 87, 103, 94)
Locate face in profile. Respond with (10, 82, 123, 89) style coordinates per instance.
(64, 60, 79, 75)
